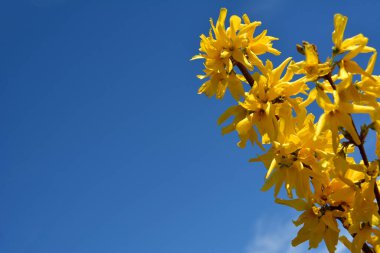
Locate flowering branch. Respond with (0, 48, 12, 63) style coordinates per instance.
(353, 121, 380, 216)
(193, 8, 380, 252)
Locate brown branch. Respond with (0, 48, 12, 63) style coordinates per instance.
(375, 182, 380, 216)
(323, 73, 336, 90)
(337, 218, 374, 253)
(358, 143, 370, 167)
(327, 67, 380, 217)
(362, 242, 375, 253)
(326, 75, 377, 252)
(232, 59, 255, 87)
(356, 140, 380, 216)
(349, 116, 380, 216)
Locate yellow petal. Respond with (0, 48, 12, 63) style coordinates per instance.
(300, 88, 317, 108)
(341, 103, 375, 114)
(324, 227, 339, 253)
(217, 106, 239, 125)
(344, 60, 374, 80)
(191, 54, 204, 60)
(332, 14, 348, 48)
(341, 34, 368, 52)
(198, 80, 214, 97)
(229, 15, 241, 32)
(352, 228, 372, 253)
(309, 221, 325, 249)
(233, 50, 252, 69)
(228, 75, 244, 101)
(275, 198, 308, 211)
(272, 57, 292, 83)
(321, 213, 339, 232)
(242, 13, 250, 24)
(304, 43, 319, 66)
(343, 44, 367, 60)
(338, 112, 361, 145)
(365, 52, 377, 75)
(261, 166, 278, 192)
(236, 117, 252, 148)
(265, 158, 277, 179)
(292, 224, 311, 246)
(246, 49, 266, 73)
(221, 124, 235, 135)
(216, 8, 227, 29)
(339, 236, 352, 251)
(316, 88, 334, 111)
(314, 113, 328, 141)
(216, 79, 228, 99)
(227, 59, 233, 73)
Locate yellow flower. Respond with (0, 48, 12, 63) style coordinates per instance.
(368, 105, 380, 158)
(261, 58, 308, 100)
(251, 115, 331, 198)
(332, 14, 375, 57)
(239, 96, 278, 142)
(217, 58, 307, 148)
(356, 52, 380, 101)
(367, 229, 380, 253)
(241, 58, 308, 140)
(192, 8, 281, 100)
(217, 105, 263, 149)
(251, 141, 313, 198)
(238, 13, 281, 73)
(340, 225, 380, 253)
(332, 14, 376, 81)
(313, 76, 375, 151)
(193, 11, 380, 253)
(196, 71, 244, 100)
(276, 198, 340, 253)
(191, 9, 248, 100)
(348, 179, 379, 231)
(289, 42, 331, 81)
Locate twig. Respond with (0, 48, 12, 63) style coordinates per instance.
(323, 73, 336, 90)
(350, 117, 380, 215)
(232, 59, 255, 87)
(327, 74, 377, 252)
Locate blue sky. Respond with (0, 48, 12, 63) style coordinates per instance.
(1, 0, 380, 253)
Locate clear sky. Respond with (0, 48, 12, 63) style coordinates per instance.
(1, 0, 380, 253)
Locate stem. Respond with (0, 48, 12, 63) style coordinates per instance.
(350, 116, 380, 215)
(362, 243, 375, 253)
(375, 184, 380, 215)
(323, 73, 336, 90)
(327, 74, 377, 252)
(327, 71, 380, 217)
(337, 218, 374, 253)
(233, 59, 255, 87)
(358, 143, 370, 167)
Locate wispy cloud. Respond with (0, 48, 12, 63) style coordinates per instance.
(245, 216, 348, 253)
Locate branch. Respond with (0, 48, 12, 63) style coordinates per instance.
(326, 75, 377, 252)
(327, 72, 380, 216)
(362, 242, 375, 253)
(232, 59, 255, 87)
(337, 218, 374, 253)
(375, 183, 380, 215)
(323, 73, 336, 90)
(350, 116, 380, 216)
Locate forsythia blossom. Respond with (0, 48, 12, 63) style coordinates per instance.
(193, 8, 380, 253)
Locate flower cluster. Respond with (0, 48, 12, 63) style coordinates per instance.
(193, 9, 380, 253)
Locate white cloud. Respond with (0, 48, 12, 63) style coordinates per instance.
(245, 216, 349, 253)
